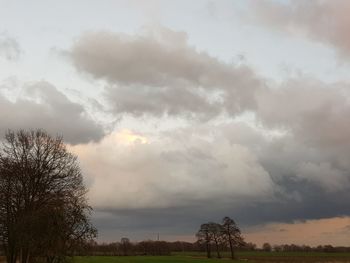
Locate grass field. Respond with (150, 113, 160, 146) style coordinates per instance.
(72, 252, 350, 263)
(73, 255, 239, 263)
(3, 252, 350, 263)
(234, 251, 350, 262)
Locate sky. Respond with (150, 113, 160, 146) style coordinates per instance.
(1, 0, 350, 247)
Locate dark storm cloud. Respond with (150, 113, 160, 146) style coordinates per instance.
(0, 81, 104, 144)
(92, 179, 350, 242)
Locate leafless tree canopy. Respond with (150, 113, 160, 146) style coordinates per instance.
(196, 217, 243, 260)
(222, 216, 243, 259)
(0, 129, 96, 263)
(196, 223, 212, 258)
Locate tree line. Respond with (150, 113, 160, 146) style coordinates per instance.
(263, 243, 350, 253)
(0, 130, 96, 263)
(61, 239, 252, 257)
(84, 239, 175, 256)
(62, 240, 350, 257)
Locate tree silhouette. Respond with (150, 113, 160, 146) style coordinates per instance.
(208, 222, 225, 258)
(222, 216, 243, 259)
(196, 223, 212, 258)
(0, 129, 96, 263)
(263, 242, 272, 252)
(121, 237, 132, 256)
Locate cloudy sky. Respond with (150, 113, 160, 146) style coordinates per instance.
(2, 0, 350, 246)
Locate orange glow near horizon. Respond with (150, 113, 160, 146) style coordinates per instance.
(244, 217, 350, 247)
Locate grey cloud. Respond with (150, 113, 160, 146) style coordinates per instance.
(92, 183, 350, 242)
(66, 26, 350, 240)
(68, 26, 350, 155)
(70, 129, 276, 210)
(0, 33, 21, 61)
(178, 120, 350, 196)
(105, 84, 221, 119)
(69, 28, 260, 118)
(257, 134, 350, 195)
(0, 81, 104, 144)
(296, 162, 349, 192)
(74, 121, 350, 241)
(249, 0, 350, 59)
(256, 79, 350, 172)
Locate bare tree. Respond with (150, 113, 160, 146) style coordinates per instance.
(120, 238, 131, 256)
(0, 129, 96, 263)
(262, 242, 272, 252)
(222, 216, 243, 260)
(196, 223, 212, 258)
(208, 222, 225, 259)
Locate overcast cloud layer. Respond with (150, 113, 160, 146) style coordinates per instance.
(2, 0, 350, 245)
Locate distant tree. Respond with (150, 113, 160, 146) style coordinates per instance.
(222, 217, 243, 259)
(262, 242, 272, 252)
(323, 245, 335, 253)
(0, 129, 96, 263)
(273, 245, 282, 252)
(241, 242, 257, 251)
(121, 237, 131, 256)
(207, 223, 225, 259)
(196, 223, 212, 258)
(301, 245, 312, 252)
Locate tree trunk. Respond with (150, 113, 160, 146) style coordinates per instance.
(227, 231, 235, 259)
(229, 239, 235, 259)
(214, 240, 221, 258)
(206, 241, 211, 258)
(20, 247, 30, 263)
(5, 244, 17, 263)
(4, 236, 18, 263)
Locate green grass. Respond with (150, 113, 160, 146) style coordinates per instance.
(175, 251, 350, 261)
(178, 251, 350, 257)
(73, 252, 350, 263)
(73, 256, 241, 263)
